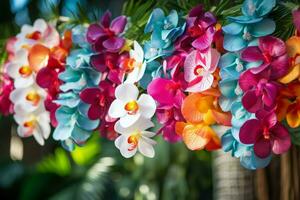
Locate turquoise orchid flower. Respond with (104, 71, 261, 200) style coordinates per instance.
(144, 8, 186, 61)
(53, 104, 99, 151)
(222, 130, 271, 170)
(139, 60, 162, 89)
(230, 101, 255, 142)
(223, 18, 275, 52)
(229, 0, 276, 24)
(219, 52, 261, 102)
(53, 27, 101, 151)
(222, 0, 276, 51)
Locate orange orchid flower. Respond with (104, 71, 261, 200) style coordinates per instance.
(279, 35, 300, 84)
(276, 82, 300, 128)
(175, 89, 231, 151)
(28, 30, 72, 71)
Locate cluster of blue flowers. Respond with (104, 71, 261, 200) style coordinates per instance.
(219, 0, 276, 169)
(139, 8, 186, 88)
(53, 26, 101, 151)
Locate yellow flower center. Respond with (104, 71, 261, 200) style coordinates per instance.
(26, 91, 41, 106)
(127, 132, 141, 151)
(123, 58, 142, 73)
(124, 100, 139, 115)
(19, 66, 32, 77)
(23, 120, 36, 128)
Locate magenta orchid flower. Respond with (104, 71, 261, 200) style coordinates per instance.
(80, 81, 115, 120)
(147, 78, 185, 108)
(0, 74, 14, 116)
(184, 48, 219, 92)
(87, 11, 127, 53)
(156, 107, 183, 142)
(239, 69, 278, 113)
(240, 110, 291, 158)
(91, 52, 129, 84)
(176, 5, 216, 51)
(240, 36, 289, 80)
(99, 121, 118, 141)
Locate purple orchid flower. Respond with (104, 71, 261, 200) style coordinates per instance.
(176, 5, 217, 52)
(80, 81, 115, 120)
(240, 110, 291, 158)
(87, 11, 127, 53)
(240, 36, 289, 80)
(90, 51, 129, 84)
(156, 107, 183, 142)
(239, 69, 279, 113)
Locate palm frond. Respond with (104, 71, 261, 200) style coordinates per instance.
(270, 1, 298, 40)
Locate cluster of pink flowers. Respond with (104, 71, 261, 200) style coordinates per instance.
(238, 36, 291, 158)
(82, 11, 130, 140)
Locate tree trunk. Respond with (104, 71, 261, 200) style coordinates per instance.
(212, 150, 255, 200)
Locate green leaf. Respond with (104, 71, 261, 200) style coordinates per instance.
(36, 148, 71, 176)
(70, 134, 101, 166)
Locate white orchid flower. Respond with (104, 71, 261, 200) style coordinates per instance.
(6, 49, 35, 88)
(108, 83, 156, 128)
(10, 83, 47, 113)
(184, 48, 220, 92)
(114, 117, 156, 158)
(14, 19, 59, 51)
(124, 41, 147, 83)
(14, 105, 50, 145)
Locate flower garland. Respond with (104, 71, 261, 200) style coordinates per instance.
(4, 19, 70, 145)
(1, 0, 300, 169)
(219, 0, 292, 169)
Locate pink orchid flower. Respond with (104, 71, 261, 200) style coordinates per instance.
(184, 48, 220, 92)
(156, 107, 183, 142)
(80, 81, 115, 120)
(240, 36, 289, 79)
(176, 5, 216, 51)
(0, 74, 14, 116)
(240, 110, 291, 158)
(147, 78, 185, 109)
(239, 69, 278, 113)
(87, 11, 127, 53)
(91, 52, 128, 84)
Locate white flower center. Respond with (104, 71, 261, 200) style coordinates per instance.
(235, 60, 244, 72)
(242, 32, 252, 41)
(234, 84, 243, 95)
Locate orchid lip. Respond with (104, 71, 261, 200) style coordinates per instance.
(127, 132, 140, 151)
(26, 91, 41, 106)
(124, 100, 139, 115)
(19, 66, 32, 77)
(194, 65, 205, 76)
(263, 127, 270, 140)
(26, 31, 42, 40)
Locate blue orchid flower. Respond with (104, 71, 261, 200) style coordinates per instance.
(222, 130, 271, 170)
(53, 26, 101, 151)
(139, 60, 162, 89)
(144, 8, 186, 61)
(230, 101, 255, 141)
(219, 53, 244, 99)
(229, 0, 276, 24)
(223, 18, 275, 52)
(218, 52, 262, 111)
(222, 0, 276, 52)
